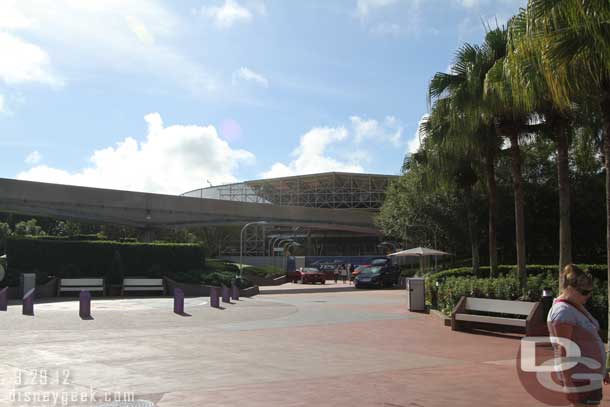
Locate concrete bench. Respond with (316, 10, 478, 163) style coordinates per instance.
(451, 296, 544, 336)
(121, 278, 166, 296)
(58, 278, 105, 296)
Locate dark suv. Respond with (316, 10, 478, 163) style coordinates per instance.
(354, 257, 399, 288)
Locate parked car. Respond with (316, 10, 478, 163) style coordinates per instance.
(287, 268, 302, 283)
(299, 267, 326, 284)
(354, 264, 399, 288)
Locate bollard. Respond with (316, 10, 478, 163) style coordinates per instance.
(22, 288, 34, 316)
(221, 285, 231, 303)
(231, 284, 240, 301)
(174, 288, 185, 314)
(0, 287, 7, 311)
(79, 290, 91, 319)
(210, 286, 220, 308)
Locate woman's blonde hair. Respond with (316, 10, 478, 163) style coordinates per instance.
(560, 264, 593, 291)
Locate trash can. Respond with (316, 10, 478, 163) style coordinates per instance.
(20, 273, 36, 298)
(406, 277, 425, 312)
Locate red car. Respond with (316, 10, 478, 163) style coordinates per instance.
(298, 267, 326, 284)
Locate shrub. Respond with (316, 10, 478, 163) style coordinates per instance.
(3, 237, 205, 286)
(432, 270, 608, 330)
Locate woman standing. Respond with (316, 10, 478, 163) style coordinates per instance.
(547, 264, 609, 405)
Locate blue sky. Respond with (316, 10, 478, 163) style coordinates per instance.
(0, 0, 525, 194)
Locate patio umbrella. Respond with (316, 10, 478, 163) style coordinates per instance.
(388, 247, 450, 273)
(388, 247, 450, 257)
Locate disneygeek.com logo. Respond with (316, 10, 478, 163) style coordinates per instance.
(517, 332, 605, 405)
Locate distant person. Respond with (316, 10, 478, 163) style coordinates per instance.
(349, 264, 355, 284)
(547, 264, 609, 405)
(333, 267, 339, 283)
(340, 264, 347, 283)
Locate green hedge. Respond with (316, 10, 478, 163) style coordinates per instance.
(430, 268, 608, 331)
(3, 237, 205, 286)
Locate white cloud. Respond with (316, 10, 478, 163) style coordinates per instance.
(370, 22, 401, 36)
(0, 94, 5, 114)
(0, 31, 62, 86)
(262, 126, 363, 178)
(350, 115, 403, 147)
(408, 114, 429, 153)
(1, 0, 217, 93)
(198, 0, 264, 29)
(233, 67, 269, 88)
(17, 113, 255, 194)
(356, 0, 400, 18)
(25, 150, 42, 164)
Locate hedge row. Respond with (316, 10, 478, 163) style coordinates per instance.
(429, 267, 609, 330)
(3, 237, 205, 286)
(426, 264, 608, 285)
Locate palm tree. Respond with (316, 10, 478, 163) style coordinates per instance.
(484, 27, 533, 290)
(428, 41, 500, 277)
(503, 9, 576, 274)
(419, 102, 482, 272)
(525, 0, 610, 358)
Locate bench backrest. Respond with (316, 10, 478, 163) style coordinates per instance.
(464, 297, 535, 316)
(60, 278, 104, 287)
(123, 278, 163, 286)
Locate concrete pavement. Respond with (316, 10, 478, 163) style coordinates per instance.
(0, 290, 601, 406)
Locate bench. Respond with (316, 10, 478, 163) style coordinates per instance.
(451, 296, 545, 336)
(58, 278, 105, 296)
(121, 278, 166, 296)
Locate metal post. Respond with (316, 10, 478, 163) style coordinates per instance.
(240, 221, 268, 279)
(173, 288, 184, 314)
(79, 290, 91, 319)
(0, 287, 7, 311)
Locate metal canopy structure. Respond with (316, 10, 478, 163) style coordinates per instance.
(182, 172, 398, 210)
(0, 178, 380, 235)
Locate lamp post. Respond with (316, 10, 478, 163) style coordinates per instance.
(239, 221, 268, 279)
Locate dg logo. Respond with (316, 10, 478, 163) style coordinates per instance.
(517, 330, 605, 405)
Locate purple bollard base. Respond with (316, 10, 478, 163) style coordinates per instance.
(210, 287, 220, 308)
(174, 288, 185, 314)
(22, 288, 34, 316)
(221, 285, 231, 303)
(231, 284, 240, 301)
(0, 287, 7, 311)
(79, 290, 92, 319)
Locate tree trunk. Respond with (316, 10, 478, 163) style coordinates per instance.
(556, 121, 572, 283)
(485, 143, 498, 277)
(464, 188, 480, 274)
(600, 92, 610, 370)
(507, 129, 527, 290)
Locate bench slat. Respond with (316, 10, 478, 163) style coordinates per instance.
(60, 278, 104, 286)
(122, 287, 164, 291)
(464, 298, 535, 315)
(59, 287, 104, 292)
(455, 313, 527, 327)
(123, 278, 163, 286)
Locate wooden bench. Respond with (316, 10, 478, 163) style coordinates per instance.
(451, 296, 545, 336)
(58, 278, 105, 296)
(121, 278, 166, 296)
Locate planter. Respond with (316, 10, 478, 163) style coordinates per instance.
(242, 273, 286, 286)
(241, 286, 259, 297)
(164, 277, 211, 297)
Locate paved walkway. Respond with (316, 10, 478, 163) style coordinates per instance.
(0, 290, 605, 406)
(259, 281, 358, 294)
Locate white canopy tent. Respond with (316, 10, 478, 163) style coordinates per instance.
(388, 246, 451, 273)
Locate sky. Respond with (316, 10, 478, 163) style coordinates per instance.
(0, 0, 526, 195)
